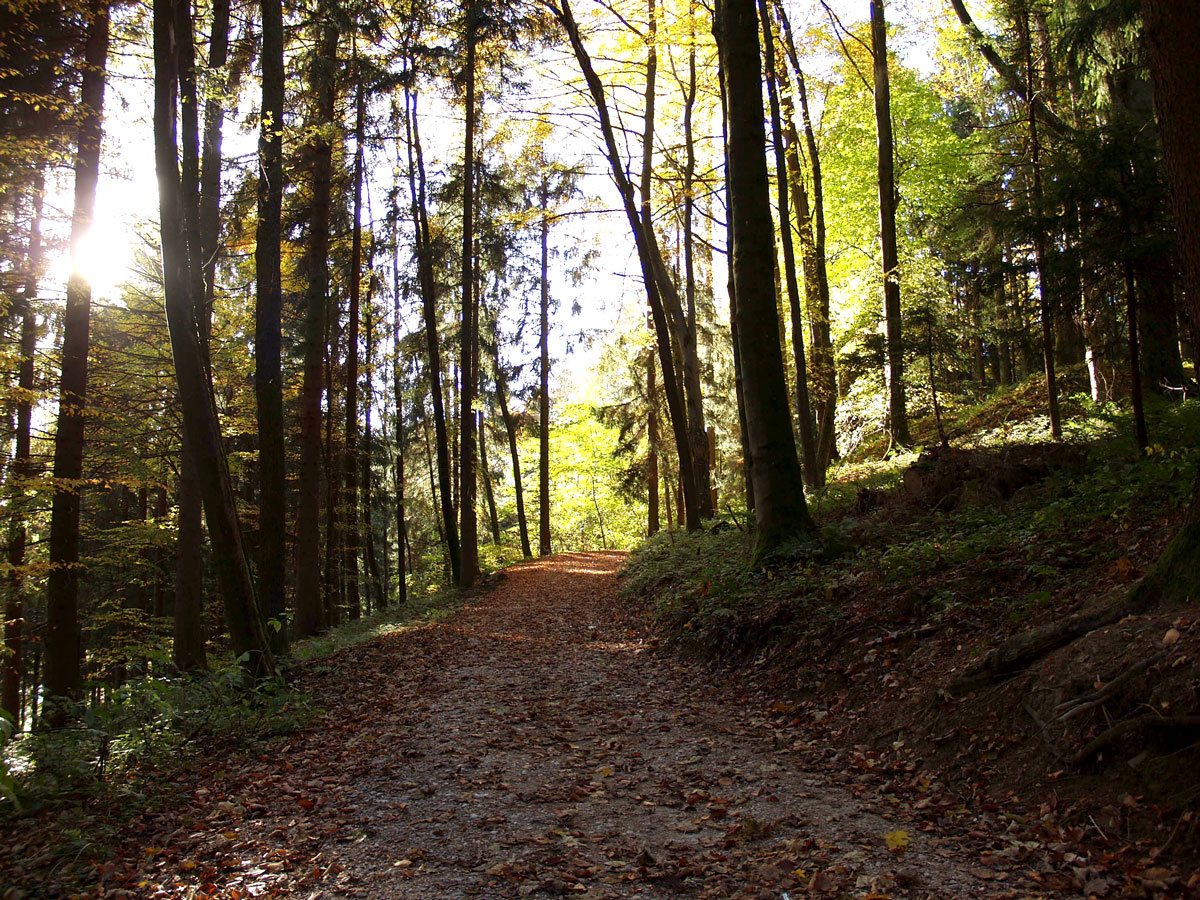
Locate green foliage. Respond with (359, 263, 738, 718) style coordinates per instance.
(0, 668, 312, 815)
(519, 399, 648, 552)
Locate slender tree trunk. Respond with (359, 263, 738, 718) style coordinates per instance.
(478, 411, 500, 544)
(538, 196, 552, 556)
(493, 349, 532, 558)
(360, 278, 384, 609)
(1117, 0, 1200, 609)
(4, 174, 44, 722)
(775, 0, 837, 469)
(715, 24, 754, 512)
(457, 4, 480, 587)
(324, 310, 342, 627)
(405, 78, 459, 582)
(680, 10, 712, 518)
(647, 346, 660, 535)
(344, 82, 366, 618)
(256, 0, 287, 650)
(640, 0, 666, 534)
(715, 0, 814, 562)
(553, 0, 700, 531)
(293, 8, 336, 639)
(363, 286, 385, 609)
(422, 409, 446, 566)
(1018, 4, 1061, 439)
(638, 0, 707, 521)
(174, 0, 235, 670)
(391, 193, 409, 605)
(870, 0, 910, 447)
(1123, 255, 1149, 448)
(44, 0, 111, 715)
(154, 0, 272, 680)
(759, 0, 818, 487)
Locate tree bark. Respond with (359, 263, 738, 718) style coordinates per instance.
(714, 24, 754, 512)
(44, 0, 111, 715)
(256, 0, 287, 650)
(870, 1, 910, 447)
(4, 173, 44, 723)
(647, 345, 660, 535)
(344, 81, 365, 618)
(458, 3, 480, 588)
(715, 0, 814, 562)
(493, 347, 532, 558)
(1023, 14, 1061, 438)
(293, 9, 337, 639)
(154, 0, 273, 681)
(1138, 0, 1200, 607)
(405, 76, 459, 582)
(774, 0, 837, 471)
(550, 0, 700, 531)
(391, 212, 409, 604)
(759, 0, 818, 487)
(679, 8, 712, 518)
(538, 194, 552, 556)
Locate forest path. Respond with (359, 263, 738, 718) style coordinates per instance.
(124, 552, 1042, 899)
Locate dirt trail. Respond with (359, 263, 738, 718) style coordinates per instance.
(114, 553, 1047, 899)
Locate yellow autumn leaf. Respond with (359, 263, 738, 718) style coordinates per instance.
(884, 830, 911, 852)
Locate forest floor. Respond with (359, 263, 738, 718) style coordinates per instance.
(4, 550, 1152, 900)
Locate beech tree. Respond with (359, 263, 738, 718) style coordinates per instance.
(714, 0, 814, 562)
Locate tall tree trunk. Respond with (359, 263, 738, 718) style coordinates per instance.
(44, 0, 111, 715)
(174, 0, 235, 670)
(1018, 4, 1062, 439)
(293, 7, 336, 639)
(1121, 0, 1200, 609)
(759, 0, 818, 487)
(391, 188, 409, 605)
(458, 4, 479, 588)
(638, 0, 708, 522)
(715, 23, 754, 512)
(344, 81, 365, 618)
(405, 77, 459, 582)
(679, 9, 713, 518)
(256, 0, 287, 650)
(553, 0, 700, 531)
(324, 310, 342, 627)
(4, 173, 44, 723)
(154, 0, 273, 680)
(538, 196, 552, 556)
(493, 348, 532, 558)
(363, 284, 385, 609)
(647, 346, 660, 535)
(775, 0, 837, 470)
(870, 0, 910, 447)
(479, 411, 500, 544)
(715, 0, 814, 562)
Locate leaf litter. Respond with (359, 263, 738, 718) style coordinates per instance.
(6, 551, 1192, 898)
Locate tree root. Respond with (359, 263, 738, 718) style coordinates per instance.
(1055, 649, 1172, 721)
(948, 590, 1132, 696)
(1073, 715, 1200, 765)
